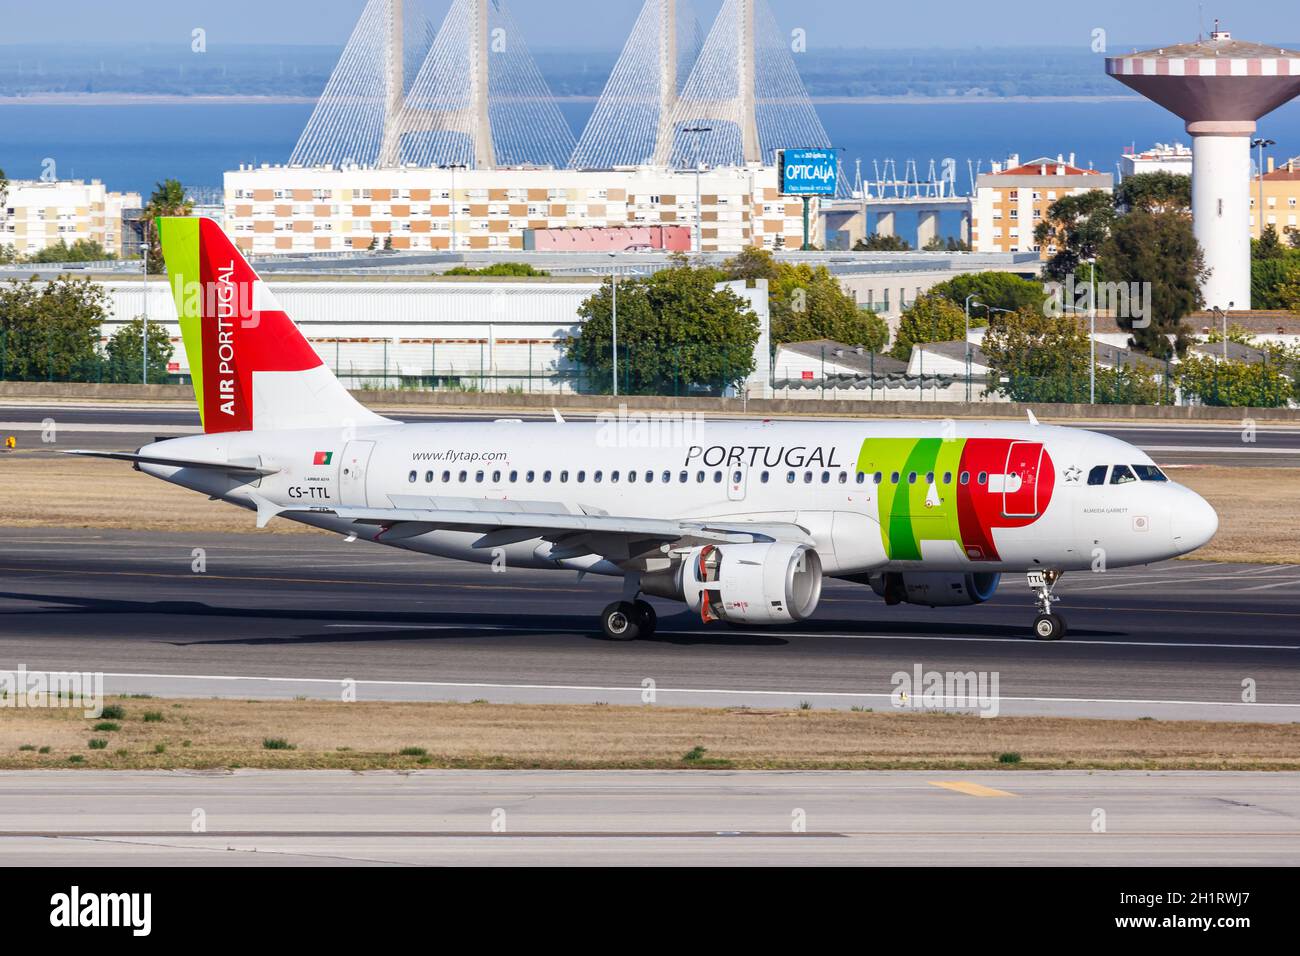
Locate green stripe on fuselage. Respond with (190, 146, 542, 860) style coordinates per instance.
(856, 437, 965, 560)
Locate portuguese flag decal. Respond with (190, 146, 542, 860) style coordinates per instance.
(313, 451, 333, 466)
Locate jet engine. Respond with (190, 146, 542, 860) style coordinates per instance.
(868, 571, 1001, 608)
(642, 542, 823, 624)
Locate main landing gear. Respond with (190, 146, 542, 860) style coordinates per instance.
(600, 600, 657, 641)
(1028, 569, 1066, 641)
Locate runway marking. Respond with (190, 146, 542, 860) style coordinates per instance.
(64, 669, 1300, 711)
(1239, 578, 1300, 592)
(323, 623, 1300, 650)
(929, 781, 1016, 798)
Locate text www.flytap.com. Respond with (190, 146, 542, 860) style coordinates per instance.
(410, 449, 509, 463)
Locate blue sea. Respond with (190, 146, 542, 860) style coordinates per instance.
(4, 97, 1300, 204)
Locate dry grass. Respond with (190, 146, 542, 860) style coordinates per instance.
(0, 455, 1295, 563)
(0, 697, 1297, 770)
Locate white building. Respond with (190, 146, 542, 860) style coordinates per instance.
(0, 179, 140, 258)
(223, 164, 814, 257)
(971, 154, 1113, 258)
(1118, 142, 1193, 179)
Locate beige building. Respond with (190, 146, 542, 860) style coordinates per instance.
(971, 154, 1113, 259)
(0, 179, 140, 258)
(223, 164, 813, 256)
(1250, 156, 1300, 238)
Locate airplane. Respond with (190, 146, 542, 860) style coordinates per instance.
(69, 217, 1219, 642)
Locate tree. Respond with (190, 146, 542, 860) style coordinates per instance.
(1034, 188, 1116, 282)
(926, 271, 1048, 315)
(142, 179, 192, 273)
(26, 239, 114, 264)
(853, 233, 911, 251)
(1251, 255, 1300, 308)
(722, 246, 779, 283)
(0, 275, 108, 381)
(443, 262, 551, 277)
(889, 292, 970, 361)
(104, 317, 175, 384)
(1093, 365, 1166, 405)
(1176, 354, 1293, 408)
(1253, 224, 1287, 260)
(1114, 171, 1192, 214)
(768, 263, 887, 351)
(1098, 208, 1205, 359)
(566, 261, 758, 395)
(980, 307, 1092, 403)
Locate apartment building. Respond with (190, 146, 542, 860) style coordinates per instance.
(1251, 155, 1300, 238)
(971, 154, 1113, 259)
(222, 164, 812, 255)
(0, 179, 141, 258)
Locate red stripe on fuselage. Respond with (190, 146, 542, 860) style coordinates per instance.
(955, 438, 1056, 561)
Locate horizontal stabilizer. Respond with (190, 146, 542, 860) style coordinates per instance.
(62, 450, 279, 477)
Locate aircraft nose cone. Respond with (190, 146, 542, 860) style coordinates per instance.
(1172, 490, 1218, 554)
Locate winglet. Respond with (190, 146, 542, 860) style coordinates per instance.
(1026, 408, 1039, 426)
(552, 408, 566, 424)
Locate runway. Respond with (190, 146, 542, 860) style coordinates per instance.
(0, 769, 1295, 865)
(1, 527, 1297, 721)
(2, 400, 1299, 465)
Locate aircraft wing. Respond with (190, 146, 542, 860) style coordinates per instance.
(281, 499, 812, 563)
(63, 449, 279, 477)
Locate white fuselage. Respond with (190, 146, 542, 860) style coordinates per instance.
(136, 417, 1218, 580)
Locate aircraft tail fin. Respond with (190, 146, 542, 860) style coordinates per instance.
(157, 217, 387, 433)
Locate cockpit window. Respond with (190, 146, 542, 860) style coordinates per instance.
(1109, 464, 1137, 485)
(1087, 465, 1108, 485)
(1132, 464, 1167, 482)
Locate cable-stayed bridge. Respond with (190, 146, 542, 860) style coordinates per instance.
(291, 0, 830, 172)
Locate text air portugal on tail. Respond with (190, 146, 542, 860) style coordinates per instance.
(158, 217, 384, 432)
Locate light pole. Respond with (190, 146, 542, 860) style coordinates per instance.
(681, 126, 712, 253)
(1085, 256, 1097, 404)
(1252, 137, 1275, 238)
(440, 163, 466, 252)
(964, 294, 981, 402)
(609, 252, 618, 397)
(140, 238, 149, 386)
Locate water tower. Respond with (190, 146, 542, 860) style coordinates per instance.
(1106, 25, 1300, 309)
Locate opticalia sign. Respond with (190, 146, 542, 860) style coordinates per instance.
(780, 148, 838, 196)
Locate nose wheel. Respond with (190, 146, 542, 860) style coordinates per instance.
(1028, 570, 1066, 641)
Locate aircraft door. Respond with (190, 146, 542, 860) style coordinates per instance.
(339, 440, 376, 507)
(727, 464, 747, 501)
(1003, 441, 1044, 518)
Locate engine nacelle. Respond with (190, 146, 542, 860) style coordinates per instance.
(869, 571, 1001, 608)
(643, 542, 823, 625)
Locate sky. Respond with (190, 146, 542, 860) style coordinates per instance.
(2, 0, 1298, 50)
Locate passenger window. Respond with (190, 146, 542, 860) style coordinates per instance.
(1132, 464, 1167, 482)
(679, 470, 688, 483)
(761, 471, 770, 483)
(820, 471, 830, 484)
(732, 470, 742, 484)
(943, 471, 952, 485)
(925, 471, 934, 484)
(492, 470, 501, 483)
(593, 471, 602, 483)
(804, 471, 813, 484)
(458, 470, 467, 482)
(509, 470, 518, 483)
(786, 471, 796, 483)
(475, 470, 484, 483)
(526, 470, 535, 482)
(874, 472, 883, 484)
(611, 471, 620, 483)
(959, 471, 969, 485)
(627, 471, 635, 483)
(1087, 465, 1107, 485)
(646, 471, 655, 483)
(1110, 464, 1137, 485)
(408, 470, 417, 483)
(908, 472, 917, 484)
(577, 470, 586, 482)
(977, 471, 987, 485)
(661, 470, 670, 483)
(442, 470, 451, 483)
(855, 472, 865, 484)
(560, 470, 569, 482)
(713, 471, 723, 483)
(839, 471, 848, 484)
(424, 471, 433, 483)
(696, 471, 705, 483)
(542, 470, 551, 483)
(890, 472, 899, 484)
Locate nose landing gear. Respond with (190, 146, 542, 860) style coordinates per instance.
(1028, 569, 1066, 641)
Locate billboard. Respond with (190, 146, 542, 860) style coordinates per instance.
(780, 148, 838, 196)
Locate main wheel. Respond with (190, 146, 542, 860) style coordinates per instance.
(601, 601, 641, 641)
(633, 599, 657, 637)
(1032, 612, 1066, 641)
